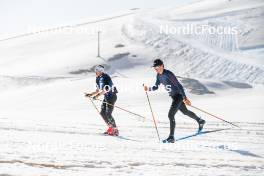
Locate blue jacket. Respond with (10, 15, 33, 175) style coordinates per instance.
(150, 69, 186, 98)
(96, 73, 117, 98)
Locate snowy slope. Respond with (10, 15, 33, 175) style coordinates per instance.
(0, 76, 263, 176)
(0, 0, 263, 176)
(123, 0, 264, 84)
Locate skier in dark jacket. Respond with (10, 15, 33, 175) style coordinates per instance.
(85, 65, 119, 136)
(144, 59, 206, 143)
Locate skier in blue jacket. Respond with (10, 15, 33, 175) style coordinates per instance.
(85, 65, 119, 136)
(144, 59, 206, 143)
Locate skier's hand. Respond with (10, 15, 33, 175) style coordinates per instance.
(144, 85, 148, 91)
(183, 98, 191, 106)
(85, 93, 93, 97)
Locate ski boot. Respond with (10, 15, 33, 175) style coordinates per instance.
(162, 135, 175, 143)
(112, 128, 119, 136)
(104, 126, 119, 136)
(198, 119, 206, 133)
(104, 126, 113, 135)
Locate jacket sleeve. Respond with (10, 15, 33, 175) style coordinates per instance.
(149, 76, 160, 91)
(168, 71, 187, 98)
(178, 81, 186, 99)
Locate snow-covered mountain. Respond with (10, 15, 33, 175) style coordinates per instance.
(0, 0, 263, 84)
(0, 0, 263, 176)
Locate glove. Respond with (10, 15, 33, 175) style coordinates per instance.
(85, 93, 93, 97)
(183, 98, 191, 106)
(144, 85, 148, 92)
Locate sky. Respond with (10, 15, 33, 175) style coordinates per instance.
(0, 0, 195, 39)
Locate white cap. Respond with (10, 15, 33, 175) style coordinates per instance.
(94, 65, 105, 73)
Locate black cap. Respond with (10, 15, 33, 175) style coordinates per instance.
(152, 59, 163, 67)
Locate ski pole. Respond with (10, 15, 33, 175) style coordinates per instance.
(188, 105, 240, 128)
(143, 84, 160, 142)
(94, 98, 146, 121)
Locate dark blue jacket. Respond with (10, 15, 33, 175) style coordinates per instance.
(96, 73, 117, 98)
(150, 69, 186, 98)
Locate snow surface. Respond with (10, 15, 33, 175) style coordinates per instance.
(0, 0, 263, 175)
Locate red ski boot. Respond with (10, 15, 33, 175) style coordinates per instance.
(104, 126, 113, 135)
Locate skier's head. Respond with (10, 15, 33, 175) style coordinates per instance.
(152, 59, 164, 74)
(95, 65, 104, 77)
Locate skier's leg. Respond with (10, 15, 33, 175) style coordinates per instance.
(100, 98, 109, 125)
(105, 94, 117, 128)
(179, 103, 206, 132)
(168, 94, 183, 136)
(179, 103, 200, 122)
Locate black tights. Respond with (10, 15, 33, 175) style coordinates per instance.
(168, 94, 200, 136)
(100, 94, 117, 128)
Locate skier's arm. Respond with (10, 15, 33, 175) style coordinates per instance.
(149, 77, 160, 91)
(93, 77, 108, 98)
(93, 89, 105, 99)
(85, 89, 99, 97)
(169, 71, 187, 99)
(176, 80, 191, 105)
(176, 78, 191, 105)
(178, 82, 186, 99)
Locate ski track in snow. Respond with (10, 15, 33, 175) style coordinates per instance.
(0, 117, 263, 176)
